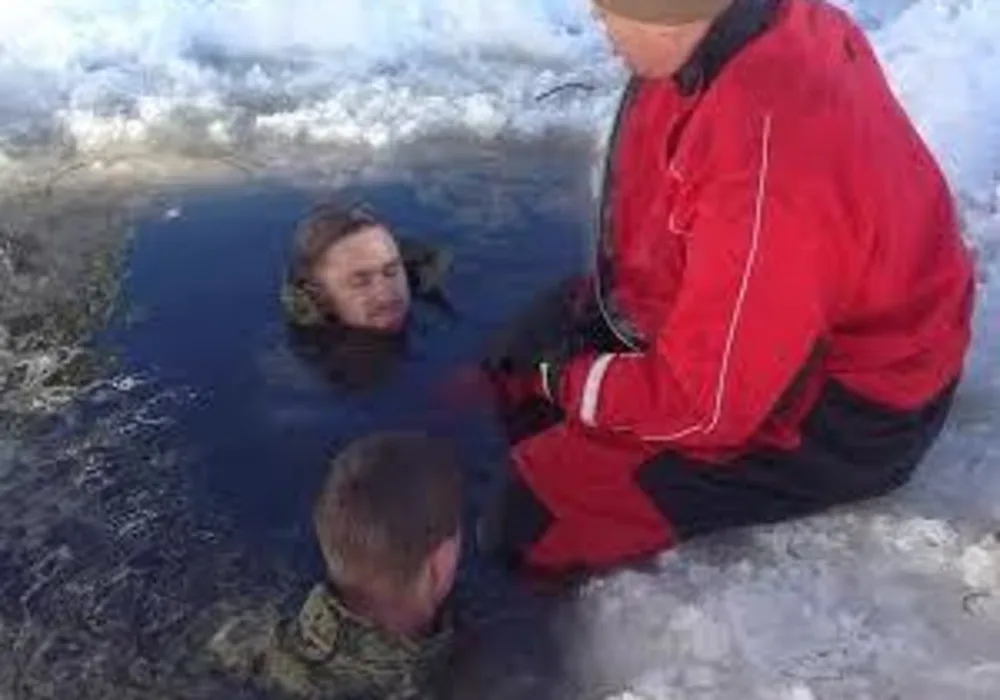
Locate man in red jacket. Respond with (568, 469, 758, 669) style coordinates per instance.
(480, 0, 976, 575)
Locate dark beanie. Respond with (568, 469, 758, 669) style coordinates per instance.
(594, 0, 732, 24)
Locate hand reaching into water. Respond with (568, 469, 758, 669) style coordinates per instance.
(431, 363, 546, 414)
(432, 365, 498, 412)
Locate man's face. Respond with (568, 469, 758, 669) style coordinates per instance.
(592, 2, 712, 78)
(312, 225, 412, 333)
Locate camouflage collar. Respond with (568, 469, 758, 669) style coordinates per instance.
(274, 583, 453, 699)
(293, 583, 452, 661)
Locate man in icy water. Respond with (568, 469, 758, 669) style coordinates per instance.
(478, 0, 976, 575)
(211, 431, 462, 699)
(281, 203, 452, 391)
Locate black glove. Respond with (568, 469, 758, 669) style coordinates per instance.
(482, 279, 595, 376)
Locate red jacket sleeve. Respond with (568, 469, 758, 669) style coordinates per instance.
(558, 114, 831, 451)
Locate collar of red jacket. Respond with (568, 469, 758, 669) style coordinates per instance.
(673, 0, 782, 96)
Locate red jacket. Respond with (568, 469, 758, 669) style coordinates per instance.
(555, 0, 975, 458)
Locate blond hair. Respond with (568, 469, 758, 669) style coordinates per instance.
(313, 432, 463, 594)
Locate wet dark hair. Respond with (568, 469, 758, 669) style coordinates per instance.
(283, 202, 386, 327)
(280, 201, 409, 392)
(279, 200, 455, 393)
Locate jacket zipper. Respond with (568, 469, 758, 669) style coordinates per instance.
(594, 76, 644, 352)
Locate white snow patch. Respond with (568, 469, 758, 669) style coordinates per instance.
(0, 0, 996, 208)
(961, 537, 1000, 591)
(872, 0, 1000, 205)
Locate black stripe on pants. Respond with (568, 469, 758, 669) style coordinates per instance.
(636, 379, 958, 541)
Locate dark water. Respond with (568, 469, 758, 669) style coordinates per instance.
(76, 133, 598, 696)
(104, 162, 587, 555)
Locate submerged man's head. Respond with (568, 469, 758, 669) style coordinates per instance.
(288, 204, 411, 333)
(313, 432, 463, 637)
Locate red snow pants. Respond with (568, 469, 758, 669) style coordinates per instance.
(482, 280, 958, 575)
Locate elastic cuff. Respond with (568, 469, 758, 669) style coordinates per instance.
(538, 362, 554, 402)
(539, 360, 565, 405)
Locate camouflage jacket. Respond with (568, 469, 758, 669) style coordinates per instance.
(211, 583, 453, 700)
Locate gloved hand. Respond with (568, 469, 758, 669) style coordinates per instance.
(482, 277, 596, 378)
(431, 365, 497, 411)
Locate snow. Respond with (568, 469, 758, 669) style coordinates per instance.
(1, 0, 997, 206)
(0, 0, 613, 157)
(0, 0, 998, 697)
(590, 210, 1000, 699)
(0, 0, 996, 203)
(872, 0, 1000, 205)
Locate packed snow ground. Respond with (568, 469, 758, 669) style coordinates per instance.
(2, 0, 997, 202)
(1, 0, 998, 698)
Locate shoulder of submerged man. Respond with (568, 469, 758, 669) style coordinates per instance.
(398, 236, 453, 297)
(273, 583, 455, 698)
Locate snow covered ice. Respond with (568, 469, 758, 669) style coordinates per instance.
(1, 0, 999, 698)
(1, 0, 998, 194)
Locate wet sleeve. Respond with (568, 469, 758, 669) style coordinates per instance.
(557, 115, 831, 451)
